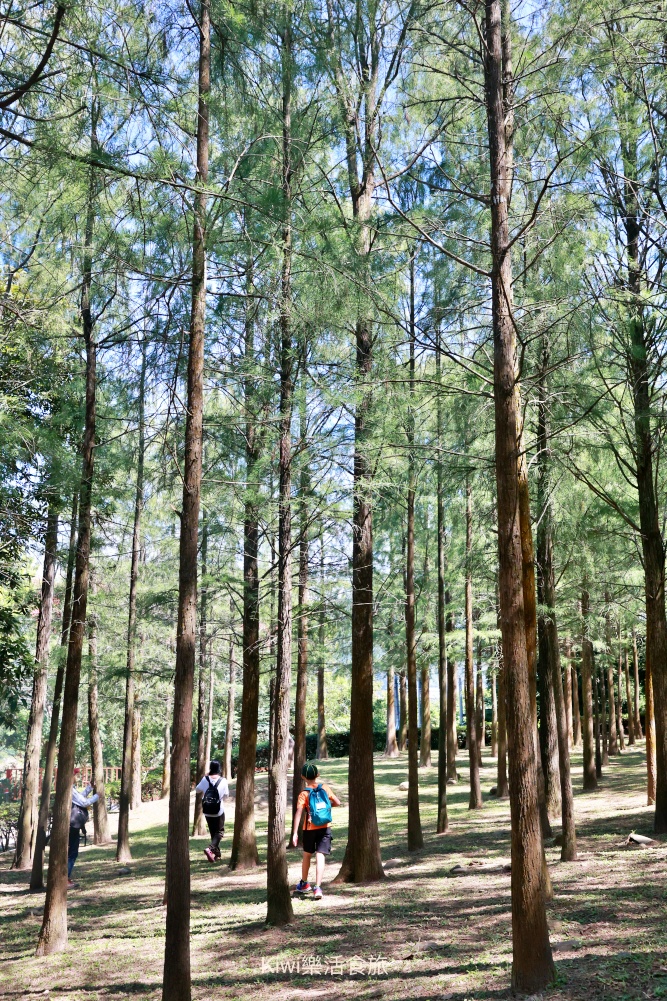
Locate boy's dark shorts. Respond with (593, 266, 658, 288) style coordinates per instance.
(302, 827, 332, 856)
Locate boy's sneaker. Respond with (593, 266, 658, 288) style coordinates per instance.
(204, 847, 215, 863)
(312, 885, 323, 900)
(295, 879, 311, 893)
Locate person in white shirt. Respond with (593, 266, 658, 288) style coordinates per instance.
(195, 759, 228, 862)
(68, 768, 99, 886)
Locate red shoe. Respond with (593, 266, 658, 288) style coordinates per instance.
(67, 880, 77, 889)
(204, 847, 215, 863)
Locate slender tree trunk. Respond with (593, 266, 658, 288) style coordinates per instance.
(496, 646, 509, 798)
(605, 597, 619, 755)
(491, 666, 498, 756)
(484, 0, 553, 985)
(161, 695, 171, 799)
(626, 648, 635, 745)
(446, 594, 457, 781)
(476, 638, 485, 767)
(633, 628, 643, 738)
(572, 658, 582, 748)
(87, 594, 110, 844)
(131, 703, 142, 809)
(292, 378, 310, 817)
(465, 479, 482, 808)
(31, 493, 77, 891)
(581, 589, 597, 791)
(564, 637, 574, 747)
(221, 638, 233, 780)
(399, 671, 407, 751)
(162, 5, 209, 992)
(192, 518, 209, 836)
(647, 649, 657, 804)
(618, 628, 625, 750)
(266, 14, 295, 925)
(117, 340, 146, 862)
(14, 501, 59, 869)
(405, 267, 423, 849)
(229, 261, 261, 869)
(436, 334, 448, 826)
(316, 531, 327, 759)
(37, 147, 98, 954)
(386, 663, 399, 757)
(420, 664, 432, 767)
(600, 657, 608, 767)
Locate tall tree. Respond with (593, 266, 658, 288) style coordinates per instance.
(465, 478, 482, 809)
(87, 583, 110, 844)
(192, 516, 209, 836)
(161, 1, 210, 992)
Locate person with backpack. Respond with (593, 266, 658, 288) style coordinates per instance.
(195, 759, 228, 862)
(68, 768, 99, 887)
(291, 762, 341, 900)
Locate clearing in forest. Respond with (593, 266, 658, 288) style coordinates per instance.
(1, 745, 665, 1001)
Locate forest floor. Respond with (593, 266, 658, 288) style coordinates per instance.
(1, 742, 666, 1001)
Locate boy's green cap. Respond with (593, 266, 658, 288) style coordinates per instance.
(301, 762, 319, 779)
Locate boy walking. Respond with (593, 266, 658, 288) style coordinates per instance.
(291, 762, 340, 900)
(196, 759, 228, 862)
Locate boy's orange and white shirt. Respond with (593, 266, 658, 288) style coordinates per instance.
(297, 783, 335, 830)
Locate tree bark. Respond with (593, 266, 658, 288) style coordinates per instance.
(37, 148, 98, 954)
(117, 339, 146, 862)
(131, 703, 142, 809)
(386, 663, 399, 757)
(598, 657, 607, 769)
(625, 647, 635, 745)
(14, 500, 58, 869)
(572, 657, 582, 747)
(633, 628, 643, 738)
(618, 628, 625, 750)
(87, 594, 110, 844)
(647, 649, 657, 804)
(436, 331, 448, 826)
(30, 492, 77, 891)
(229, 259, 261, 869)
(266, 12, 295, 925)
(476, 637, 485, 766)
(316, 531, 327, 759)
(405, 273, 423, 849)
(491, 666, 498, 757)
(223, 639, 233, 781)
(192, 517, 208, 836)
(398, 671, 407, 751)
(446, 594, 457, 781)
(484, 0, 553, 986)
(564, 637, 574, 747)
(161, 3, 209, 991)
(581, 590, 597, 790)
(292, 377, 310, 815)
(465, 479, 482, 808)
(605, 596, 619, 755)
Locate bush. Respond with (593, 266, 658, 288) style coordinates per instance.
(0, 801, 19, 853)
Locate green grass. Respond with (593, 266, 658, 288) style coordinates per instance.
(1, 744, 666, 1000)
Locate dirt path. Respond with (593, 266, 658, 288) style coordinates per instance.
(1, 745, 665, 1000)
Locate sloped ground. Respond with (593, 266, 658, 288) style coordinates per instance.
(1, 743, 665, 1001)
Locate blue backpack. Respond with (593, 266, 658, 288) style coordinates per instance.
(308, 784, 332, 826)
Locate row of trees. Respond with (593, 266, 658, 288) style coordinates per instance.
(2, 0, 667, 997)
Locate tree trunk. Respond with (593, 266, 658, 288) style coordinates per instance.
(162, 3, 209, 991)
(223, 638, 234, 781)
(316, 531, 327, 759)
(605, 597, 618, 755)
(292, 378, 310, 817)
(266, 13, 295, 925)
(626, 648, 635, 745)
(564, 637, 574, 747)
(14, 501, 58, 869)
(386, 663, 399, 757)
(117, 339, 146, 862)
(87, 595, 110, 844)
(436, 335, 448, 827)
(572, 658, 582, 747)
(131, 704, 142, 809)
(491, 666, 498, 757)
(484, 0, 553, 986)
(633, 627, 643, 738)
(192, 518, 208, 836)
(465, 480, 482, 808)
(496, 647, 509, 798)
(647, 649, 657, 804)
(229, 259, 261, 869)
(30, 492, 77, 891)
(399, 671, 407, 751)
(420, 664, 432, 767)
(161, 695, 171, 799)
(476, 638, 485, 767)
(581, 589, 597, 791)
(599, 657, 608, 768)
(405, 268, 423, 850)
(618, 628, 625, 750)
(446, 594, 457, 781)
(37, 149, 98, 954)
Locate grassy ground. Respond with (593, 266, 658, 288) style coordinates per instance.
(1, 742, 666, 1001)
